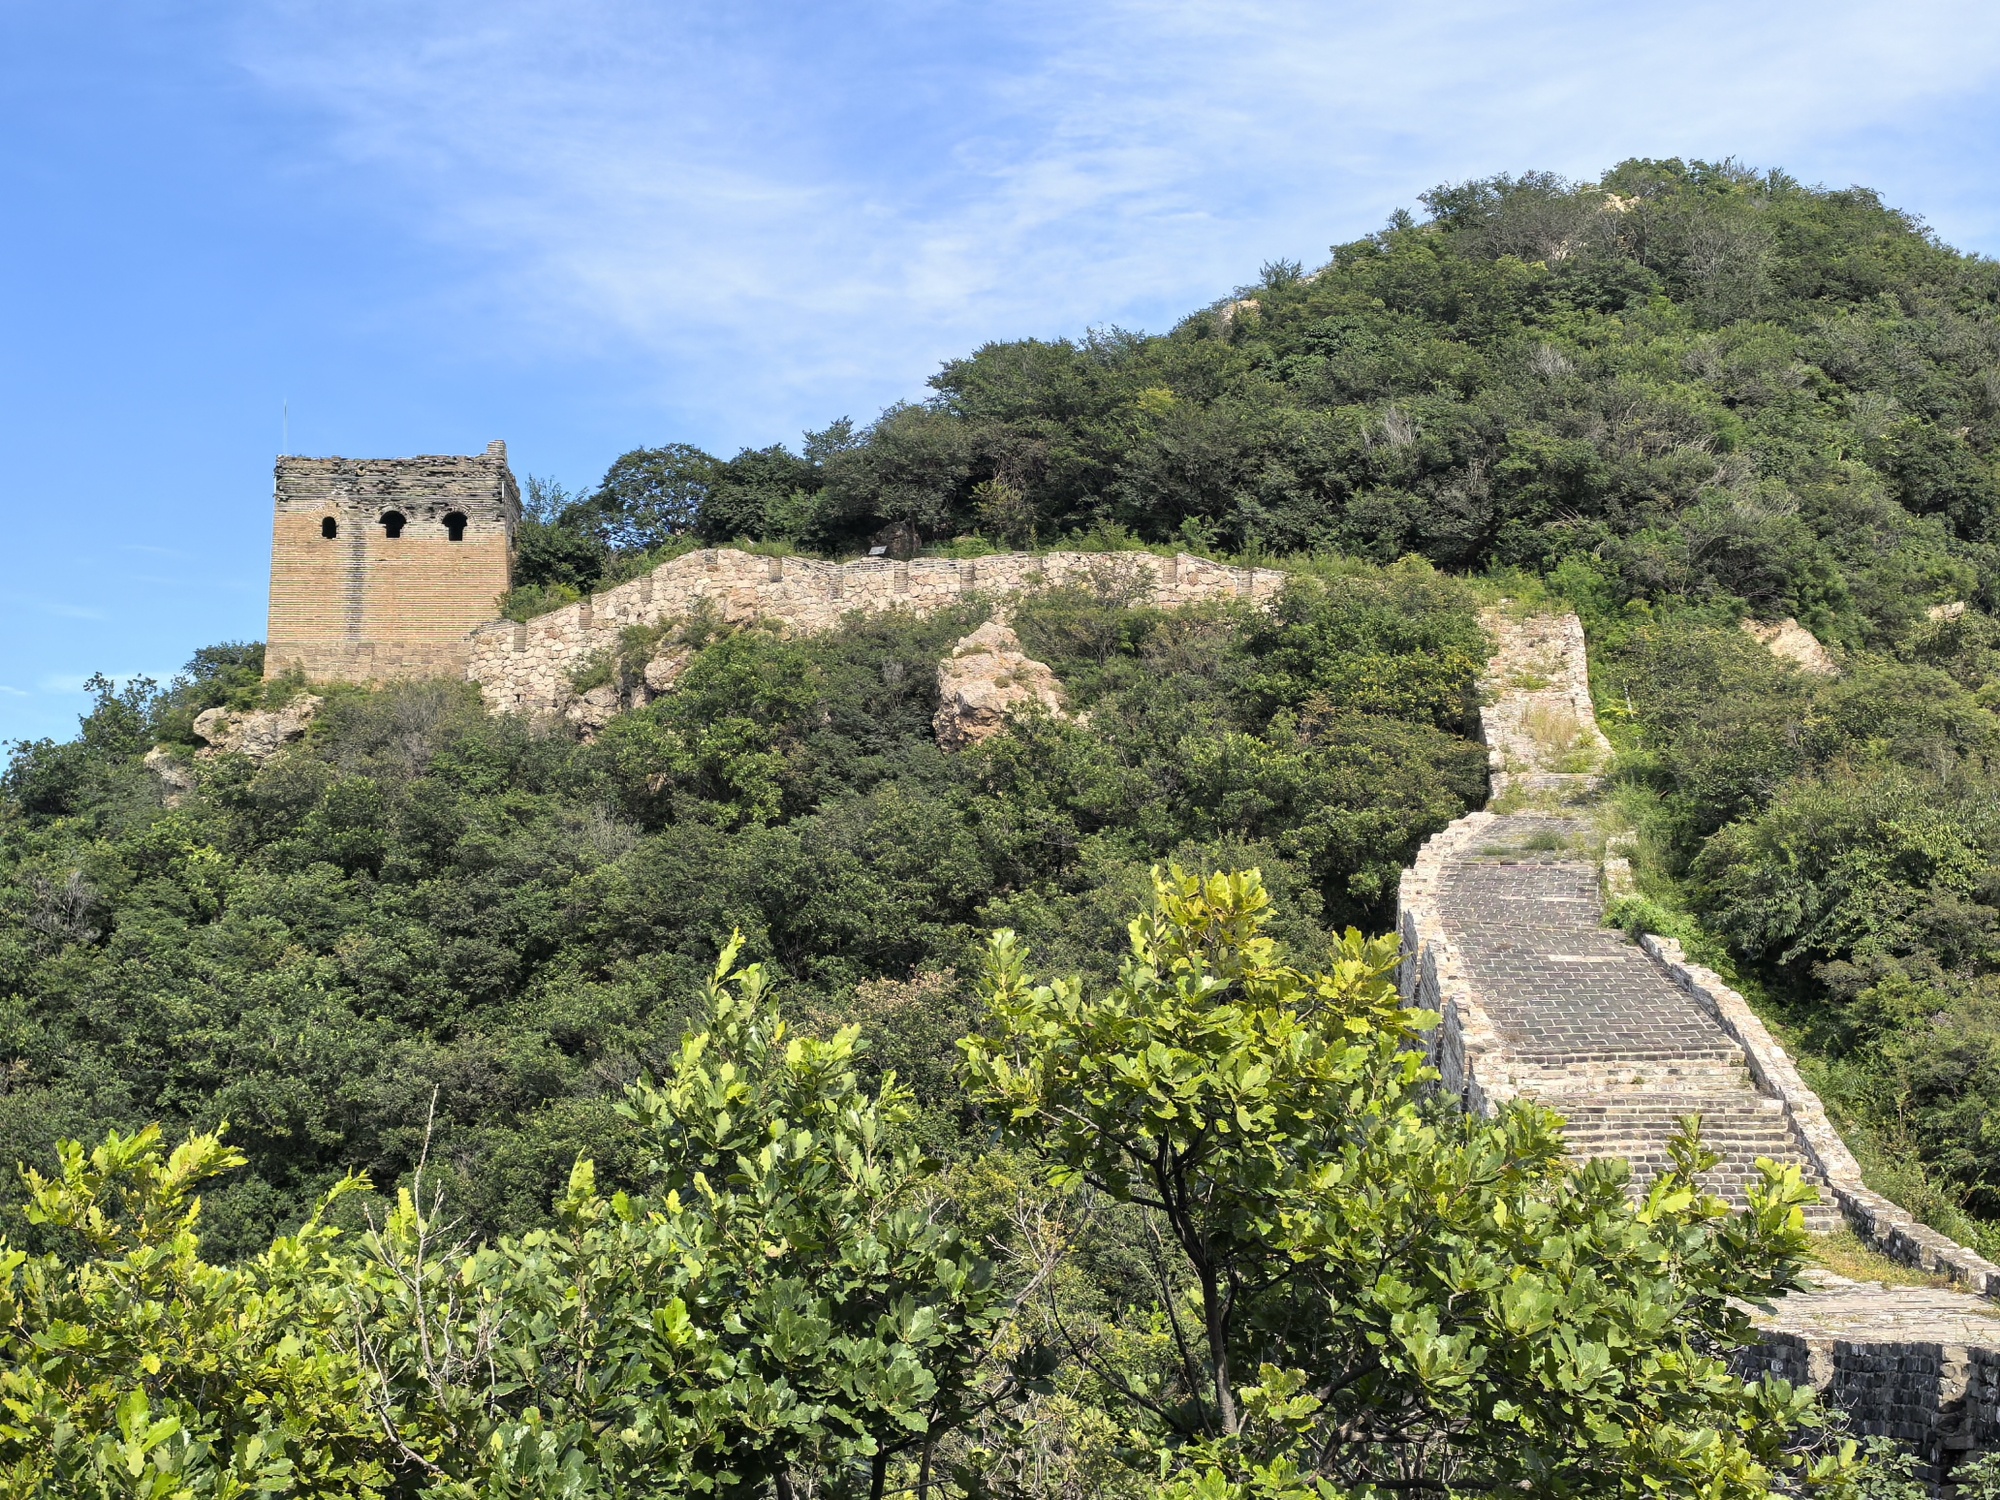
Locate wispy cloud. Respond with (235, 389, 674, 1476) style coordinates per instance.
(7, 599, 109, 621)
(233, 0, 2000, 447)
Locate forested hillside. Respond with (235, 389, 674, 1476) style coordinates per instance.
(500, 155, 2000, 1250)
(6, 155, 2000, 1495)
(0, 571, 1485, 1258)
(520, 156, 1999, 656)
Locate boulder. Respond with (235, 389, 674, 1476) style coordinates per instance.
(644, 646, 695, 694)
(564, 682, 625, 737)
(1740, 618, 1836, 677)
(191, 694, 324, 761)
(1217, 297, 1260, 331)
(933, 620, 1066, 752)
(142, 746, 196, 807)
(867, 520, 919, 561)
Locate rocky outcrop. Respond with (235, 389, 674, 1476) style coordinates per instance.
(1741, 617, 1837, 676)
(192, 694, 324, 761)
(562, 644, 697, 738)
(564, 683, 625, 736)
(643, 645, 694, 695)
(933, 621, 1066, 752)
(142, 747, 197, 807)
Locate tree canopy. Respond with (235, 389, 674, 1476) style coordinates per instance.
(521, 159, 2000, 663)
(0, 876, 1857, 1499)
(0, 567, 1486, 1259)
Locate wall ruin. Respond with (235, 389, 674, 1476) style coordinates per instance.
(1398, 608, 2000, 1483)
(467, 546, 1290, 716)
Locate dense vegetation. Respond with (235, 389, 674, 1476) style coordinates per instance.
(526, 158, 2000, 657)
(1595, 604, 2000, 1250)
(0, 569, 1484, 1258)
(0, 873, 1855, 1499)
(11, 154, 2000, 1492)
(492, 156, 2000, 1251)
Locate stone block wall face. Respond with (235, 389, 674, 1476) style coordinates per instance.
(467, 547, 1288, 715)
(266, 444, 519, 682)
(1737, 1336, 2000, 1479)
(1399, 809, 1510, 1117)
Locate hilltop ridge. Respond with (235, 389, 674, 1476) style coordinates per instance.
(519, 158, 2000, 663)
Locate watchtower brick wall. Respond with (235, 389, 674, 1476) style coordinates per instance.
(265, 442, 519, 682)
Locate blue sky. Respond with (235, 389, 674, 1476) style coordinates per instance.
(5, 0, 2000, 743)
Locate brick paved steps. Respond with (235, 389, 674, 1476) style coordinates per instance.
(1541, 1091, 1839, 1227)
(1409, 652, 1841, 1219)
(1435, 853, 1750, 1069)
(1404, 612, 2000, 1466)
(1508, 1059, 1756, 1093)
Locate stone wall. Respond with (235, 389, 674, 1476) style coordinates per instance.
(1402, 610, 2000, 1277)
(1640, 932, 2000, 1296)
(1398, 608, 2000, 1484)
(1474, 610, 1612, 802)
(467, 546, 1290, 716)
(1399, 809, 1514, 1117)
(1738, 1282, 2000, 1482)
(267, 443, 519, 682)
(1400, 607, 1615, 1121)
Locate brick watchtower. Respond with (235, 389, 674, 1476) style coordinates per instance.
(265, 441, 519, 682)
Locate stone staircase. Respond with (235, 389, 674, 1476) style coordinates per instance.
(1396, 607, 2000, 1479)
(1406, 636, 1846, 1220)
(1558, 1095, 1813, 1201)
(1432, 803, 1840, 1228)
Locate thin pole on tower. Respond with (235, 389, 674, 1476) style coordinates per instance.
(282, 399, 289, 456)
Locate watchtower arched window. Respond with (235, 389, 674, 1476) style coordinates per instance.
(321, 516, 338, 539)
(443, 511, 468, 541)
(380, 511, 406, 538)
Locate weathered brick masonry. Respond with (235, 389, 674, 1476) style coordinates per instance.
(1743, 1281, 2000, 1475)
(258, 441, 1282, 705)
(266, 443, 518, 682)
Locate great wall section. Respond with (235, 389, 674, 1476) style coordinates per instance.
(464, 545, 1289, 717)
(1403, 609, 2000, 1480)
(250, 439, 2000, 1476)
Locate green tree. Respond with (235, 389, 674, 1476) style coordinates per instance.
(963, 867, 1848, 1498)
(587, 444, 721, 551)
(354, 936, 1010, 1499)
(1240, 566, 1487, 732)
(0, 1126, 382, 1498)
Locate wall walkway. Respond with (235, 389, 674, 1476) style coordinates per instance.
(1398, 609, 2000, 1478)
